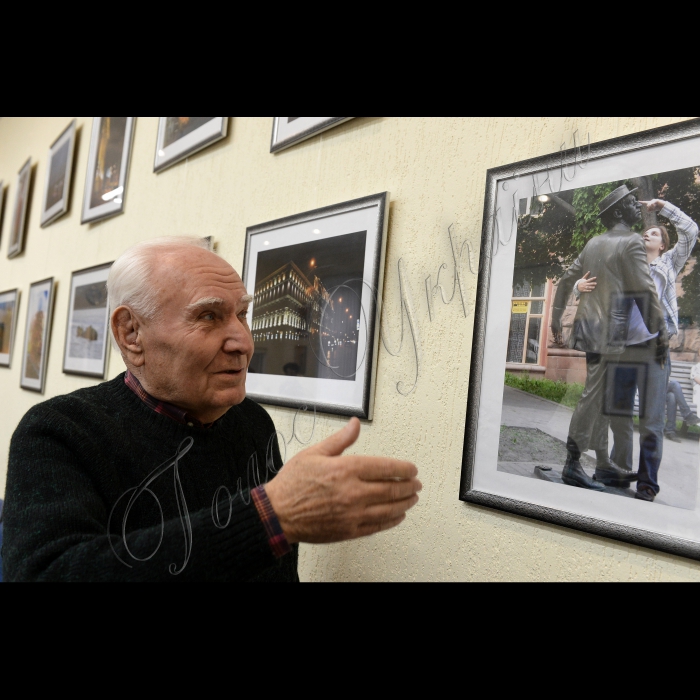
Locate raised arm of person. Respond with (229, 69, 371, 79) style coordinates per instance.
(644, 199, 699, 275)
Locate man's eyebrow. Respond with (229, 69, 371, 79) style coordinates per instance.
(186, 297, 226, 311)
(240, 295, 253, 305)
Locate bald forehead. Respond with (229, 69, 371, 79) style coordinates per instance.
(149, 247, 247, 310)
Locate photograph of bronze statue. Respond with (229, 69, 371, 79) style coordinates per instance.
(499, 164, 700, 510)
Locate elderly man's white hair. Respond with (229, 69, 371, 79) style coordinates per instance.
(108, 237, 216, 348)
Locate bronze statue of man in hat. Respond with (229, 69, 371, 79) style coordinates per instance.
(551, 185, 669, 497)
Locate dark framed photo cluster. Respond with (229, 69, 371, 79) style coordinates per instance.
(242, 192, 389, 419)
(462, 118, 700, 561)
(5, 116, 356, 257)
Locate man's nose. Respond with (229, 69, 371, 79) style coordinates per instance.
(223, 321, 253, 353)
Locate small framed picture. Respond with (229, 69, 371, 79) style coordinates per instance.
(154, 117, 228, 172)
(82, 117, 136, 224)
(0, 180, 6, 236)
(40, 120, 78, 227)
(21, 278, 56, 394)
(271, 117, 354, 153)
(63, 263, 112, 379)
(8, 159, 32, 259)
(461, 118, 700, 561)
(0, 288, 21, 368)
(242, 192, 389, 419)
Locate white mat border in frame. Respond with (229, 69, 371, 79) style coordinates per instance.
(242, 192, 389, 419)
(154, 117, 229, 173)
(461, 118, 700, 561)
(271, 117, 355, 153)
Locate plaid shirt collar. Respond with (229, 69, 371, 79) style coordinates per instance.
(124, 372, 215, 430)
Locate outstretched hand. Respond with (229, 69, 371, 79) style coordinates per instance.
(265, 418, 421, 545)
(640, 199, 666, 213)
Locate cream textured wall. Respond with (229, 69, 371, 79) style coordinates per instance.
(1, 116, 699, 583)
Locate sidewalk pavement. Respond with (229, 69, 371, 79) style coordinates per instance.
(500, 386, 700, 510)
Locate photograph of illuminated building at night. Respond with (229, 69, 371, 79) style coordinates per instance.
(249, 230, 367, 380)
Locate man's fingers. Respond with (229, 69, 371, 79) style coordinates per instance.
(306, 418, 361, 457)
(360, 496, 419, 529)
(347, 456, 418, 481)
(361, 478, 423, 505)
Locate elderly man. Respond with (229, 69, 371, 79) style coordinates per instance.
(1, 238, 421, 582)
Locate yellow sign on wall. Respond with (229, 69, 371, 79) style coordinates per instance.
(512, 301, 529, 315)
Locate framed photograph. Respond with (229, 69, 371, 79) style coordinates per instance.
(0, 289, 20, 368)
(8, 159, 32, 259)
(0, 180, 5, 238)
(63, 263, 112, 378)
(461, 118, 700, 561)
(271, 117, 355, 153)
(82, 117, 135, 224)
(40, 120, 77, 227)
(21, 278, 56, 394)
(154, 117, 228, 172)
(242, 192, 389, 419)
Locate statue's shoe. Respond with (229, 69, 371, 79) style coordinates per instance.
(562, 459, 606, 492)
(594, 459, 639, 488)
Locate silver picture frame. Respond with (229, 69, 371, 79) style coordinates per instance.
(270, 117, 355, 154)
(0, 288, 20, 369)
(242, 192, 389, 419)
(154, 117, 229, 173)
(40, 120, 77, 228)
(20, 277, 56, 395)
(82, 117, 136, 224)
(461, 118, 700, 562)
(62, 262, 113, 379)
(7, 159, 32, 260)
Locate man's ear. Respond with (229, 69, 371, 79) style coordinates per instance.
(112, 306, 145, 367)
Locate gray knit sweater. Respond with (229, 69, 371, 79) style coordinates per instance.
(1, 375, 299, 582)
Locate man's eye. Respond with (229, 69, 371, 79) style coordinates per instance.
(202, 313, 216, 321)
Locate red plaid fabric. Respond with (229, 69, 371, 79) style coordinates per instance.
(125, 371, 291, 559)
(124, 372, 214, 429)
(251, 486, 292, 559)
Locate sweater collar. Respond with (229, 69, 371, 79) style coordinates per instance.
(124, 371, 215, 430)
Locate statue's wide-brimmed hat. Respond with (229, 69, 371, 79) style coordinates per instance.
(598, 185, 638, 217)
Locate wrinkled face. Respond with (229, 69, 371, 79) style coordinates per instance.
(620, 194, 642, 226)
(644, 227, 666, 255)
(139, 248, 254, 422)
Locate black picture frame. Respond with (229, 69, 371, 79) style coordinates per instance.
(40, 119, 78, 228)
(461, 118, 700, 562)
(154, 117, 229, 173)
(0, 288, 20, 369)
(81, 117, 136, 224)
(20, 277, 56, 394)
(8, 159, 32, 259)
(242, 192, 389, 419)
(270, 117, 354, 153)
(62, 262, 113, 379)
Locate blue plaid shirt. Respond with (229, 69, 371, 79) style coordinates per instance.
(651, 203, 699, 337)
(575, 203, 699, 337)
